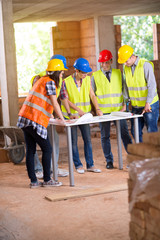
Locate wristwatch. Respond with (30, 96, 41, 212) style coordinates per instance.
(67, 113, 72, 117)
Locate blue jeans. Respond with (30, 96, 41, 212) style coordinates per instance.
(71, 124, 94, 169)
(23, 126, 52, 183)
(34, 126, 59, 172)
(99, 119, 132, 164)
(131, 101, 159, 142)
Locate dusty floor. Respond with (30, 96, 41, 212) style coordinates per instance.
(0, 125, 132, 240)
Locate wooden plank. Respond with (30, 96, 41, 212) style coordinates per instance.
(45, 184, 127, 202)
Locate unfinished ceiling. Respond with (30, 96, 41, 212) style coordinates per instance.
(13, 0, 160, 23)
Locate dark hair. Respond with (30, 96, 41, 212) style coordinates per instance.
(47, 71, 62, 88)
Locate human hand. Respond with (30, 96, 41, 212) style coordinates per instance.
(96, 109, 103, 116)
(120, 105, 126, 112)
(142, 103, 152, 114)
(77, 109, 85, 117)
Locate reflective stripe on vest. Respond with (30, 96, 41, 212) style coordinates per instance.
(125, 58, 159, 107)
(61, 75, 91, 119)
(19, 76, 55, 128)
(92, 69, 123, 113)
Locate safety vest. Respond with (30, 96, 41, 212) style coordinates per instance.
(30, 71, 62, 97)
(92, 69, 123, 113)
(19, 76, 56, 128)
(124, 58, 159, 107)
(61, 75, 91, 119)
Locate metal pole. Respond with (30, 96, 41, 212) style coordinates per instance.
(66, 126, 74, 186)
(134, 118, 139, 143)
(116, 120, 123, 170)
(50, 125, 58, 181)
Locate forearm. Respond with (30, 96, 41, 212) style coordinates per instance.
(50, 95, 64, 121)
(61, 98, 71, 114)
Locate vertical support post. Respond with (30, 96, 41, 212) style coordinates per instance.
(116, 120, 123, 170)
(50, 125, 58, 181)
(66, 126, 74, 186)
(134, 118, 139, 143)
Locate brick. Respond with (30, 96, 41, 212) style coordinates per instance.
(80, 28, 95, 38)
(80, 37, 95, 47)
(63, 48, 81, 58)
(149, 206, 160, 221)
(143, 132, 160, 146)
(131, 209, 145, 228)
(127, 143, 160, 158)
(80, 18, 94, 30)
(53, 49, 64, 55)
(81, 47, 92, 57)
(145, 212, 160, 236)
(127, 153, 145, 164)
(60, 30, 80, 40)
(134, 201, 150, 212)
(129, 221, 145, 239)
(145, 230, 160, 240)
(0, 149, 10, 163)
(149, 195, 160, 210)
(56, 39, 80, 49)
(58, 21, 80, 31)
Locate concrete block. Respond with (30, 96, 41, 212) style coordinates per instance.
(127, 154, 146, 164)
(143, 132, 160, 146)
(127, 143, 160, 158)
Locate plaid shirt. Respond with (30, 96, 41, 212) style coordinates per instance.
(60, 73, 82, 100)
(17, 80, 56, 139)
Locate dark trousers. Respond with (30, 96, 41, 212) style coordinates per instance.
(23, 126, 52, 183)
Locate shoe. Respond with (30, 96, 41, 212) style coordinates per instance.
(76, 167, 85, 174)
(35, 171, 43, 179)
(43, 179, 62, 187)
(30, 181, 43, 189)
(87, 167, 101, 173)
(58, 168, 69, 177)
(50, 169, 69, 178)
(106, 162, 114, 169)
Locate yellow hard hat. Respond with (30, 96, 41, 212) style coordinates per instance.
(46, 59, 68, 71)
(118, 45, 134, 64)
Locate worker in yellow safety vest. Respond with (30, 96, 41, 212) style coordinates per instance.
(91, 49, 132, 169)
(17, 59, 67, 188)
(118, 45, 159, 142)
(31, 55, 69, 179)
(60, 58, 102, 174)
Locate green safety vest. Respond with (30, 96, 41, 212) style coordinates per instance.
(124, 58, 159, 107)
(30, 71, 62, 97)
(61, 75, 91, 118)
(92, 69, 123, 113)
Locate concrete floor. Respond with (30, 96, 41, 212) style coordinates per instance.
(0, 126, 131, 240)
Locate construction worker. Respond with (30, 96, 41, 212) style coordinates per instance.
(32, 54, 69, 178)
(118, 45, 159, 142)
(17, 59, 67, 188)
(91, 50, 132, 169)
(60, 58, 102, 174)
